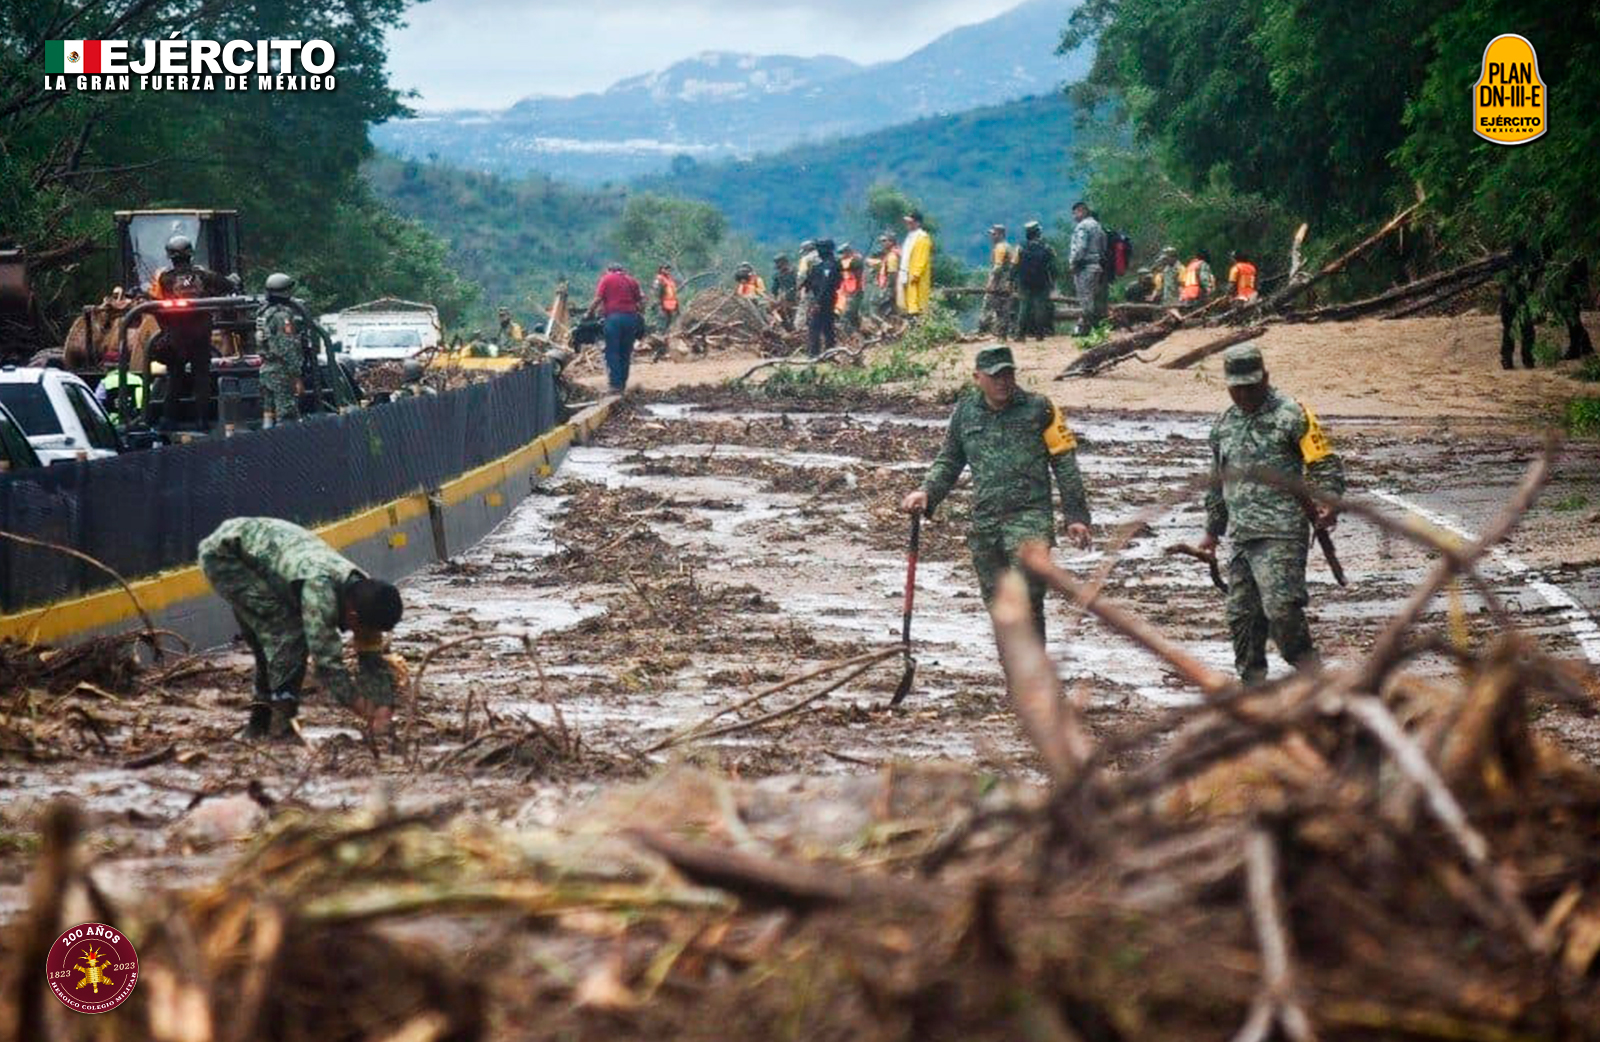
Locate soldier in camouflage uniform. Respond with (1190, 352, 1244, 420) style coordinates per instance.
(1154, 246, 1183, 307)
(978, 225, 1017, 339)
(1198, 345, 1345, 684)
(1499, 241, 1542, 370)
(255, 273, 304, 423)
(902, 346, 1092, 641)
(1551, 255, 1595, 361)
(1068, 202, 1108, 336)
(199, 516, 404, 741)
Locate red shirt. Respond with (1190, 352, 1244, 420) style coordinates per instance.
(595, 270, 643, 315)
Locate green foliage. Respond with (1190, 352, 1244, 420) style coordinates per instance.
(0, 0, 467, 336)
(1073, 322, 1114, 350)
(1398, 4, 1600, 261)
(1532, 338, 1564, 368)
(637, 95, 1087, 267)
(610, 195, 728, 278)
(1564, 398, 1600, 438)
(1577, 356, 1600, 383)
(1550, 493, 1591, 512)
(365, 153, 624, 325)
(1063, 0, 1598, 283)
(898, 303, 964, 354)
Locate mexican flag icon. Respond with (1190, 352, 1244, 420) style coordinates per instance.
(45, 40, 103, 74)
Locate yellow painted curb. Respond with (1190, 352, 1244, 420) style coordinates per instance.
(0, 400, 612, 645)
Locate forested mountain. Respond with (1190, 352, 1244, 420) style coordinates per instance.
(635, 94, 1087, 266)
(371, 0, 1089, 183)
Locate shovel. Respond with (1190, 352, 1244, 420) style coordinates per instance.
(889, 512, 922, 707)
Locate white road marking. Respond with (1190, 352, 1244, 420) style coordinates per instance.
(1370, 489, 1600, 665)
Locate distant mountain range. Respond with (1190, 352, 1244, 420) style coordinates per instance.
(371, 0, 1088, 183)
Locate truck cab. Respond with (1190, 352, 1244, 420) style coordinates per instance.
(0, 401, 44, 470)
(0, 366, 122, 464)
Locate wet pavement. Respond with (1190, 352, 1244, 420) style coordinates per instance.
(3, 395, 1598, 916)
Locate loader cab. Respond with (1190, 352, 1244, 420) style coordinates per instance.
(114, 209, 241, 295)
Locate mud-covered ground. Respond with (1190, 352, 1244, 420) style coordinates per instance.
(3, 389, 1598, 926)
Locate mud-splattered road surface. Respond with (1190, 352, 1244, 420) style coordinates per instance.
(4, 388, 1597, 923)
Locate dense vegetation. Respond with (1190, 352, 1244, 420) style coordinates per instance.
(0, 0, 476, 342)
(1060, 0, 1598, 285)
(637, 94, 1087, 268)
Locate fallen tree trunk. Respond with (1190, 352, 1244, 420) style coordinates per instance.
(1230, 200, 1424, 324)
(1057, 314, 1183, 379)
(1057, 296, 1233, 379)
(1160, 325, 1268, 371)
(1383, 272, 1499, 320)
(1285, 252, 1509, 323)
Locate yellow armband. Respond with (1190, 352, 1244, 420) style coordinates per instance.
(1043, 402, 1078, 455)
(1299, 407, 1332, 463)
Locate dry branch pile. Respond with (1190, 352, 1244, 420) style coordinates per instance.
(6, 451, 1599, 1042)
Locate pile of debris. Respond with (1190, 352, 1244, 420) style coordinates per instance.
(5, 449, 1598, 1042)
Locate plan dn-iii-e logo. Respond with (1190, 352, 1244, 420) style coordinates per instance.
(1473, 34, 1546, 145)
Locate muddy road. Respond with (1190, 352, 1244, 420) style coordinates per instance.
(3, 390, 1598, 915)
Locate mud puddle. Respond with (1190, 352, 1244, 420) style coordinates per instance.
(3, 395, 1598, 916)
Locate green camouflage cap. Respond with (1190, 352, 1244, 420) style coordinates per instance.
(1024, 220, 1042, 233)
(975, 345, 1017, 374)
(1223, 344, 1266, 386)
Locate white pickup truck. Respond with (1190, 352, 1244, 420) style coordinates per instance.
(0, 366, 122, 465)
(321, 299, 441, 363)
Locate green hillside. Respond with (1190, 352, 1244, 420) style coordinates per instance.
(363, 153, 627, 320)
(636, 94, 1086, 266)
(364, 92, 1088, 320)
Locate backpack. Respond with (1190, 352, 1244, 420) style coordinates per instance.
(1105, 231, 1131, 277)
(1016, 240, 1054, 291)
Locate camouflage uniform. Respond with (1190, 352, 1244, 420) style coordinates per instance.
(1551, 256, 1594, 360)
(198, 517, 365, 710)
(255, 302, 302, 422)
(1205, 364, 1345, 684)
(1499, 244, 1541, 369)
(1015, 235, 1058, 340)
(979, 236, 1017, 338)
(1069, 214, 1108, 334)
(1155, 257, 1184, 306)
(922, 370, 1091, 639)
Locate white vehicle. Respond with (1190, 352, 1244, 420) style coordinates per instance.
(324, 298, 440, 363)
(0, 367, 122, 464)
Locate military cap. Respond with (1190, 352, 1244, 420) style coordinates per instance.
(799, 239, 816, 251)
(1024, 220, 1042, 233)
(773, 253, 789, 262)
(1160, 245, 1178, 258)
(1136, 266, 1152, 275)
(1223, 344, 1267, 386)
(990, 224, 1006, 234)
(839, 242, 854, 254)
(975, 345, 1017, 374)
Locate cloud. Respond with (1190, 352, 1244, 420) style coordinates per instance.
(387, 0, 1025, 109)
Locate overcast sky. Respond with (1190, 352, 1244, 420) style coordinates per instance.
(386, 0, 1027, 110)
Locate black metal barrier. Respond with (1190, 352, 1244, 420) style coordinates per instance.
(0, 363, 559, 613)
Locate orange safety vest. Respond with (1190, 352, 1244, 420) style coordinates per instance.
(877, 247, 900, 288)
(657, 273, 678, 311)
(1180, 259, 1205, 301)
(736, 276, 765, 297)
(835, 261, 861, 311)
(1230, 261, 1257, 300)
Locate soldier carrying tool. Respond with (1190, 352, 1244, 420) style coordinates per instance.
(199, 517, 404, 741)
(901, 345, 1092, 644)
(1197, 344, 1346, 685)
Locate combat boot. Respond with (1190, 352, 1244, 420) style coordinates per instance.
(237, 699, 273, 741)
(266, 689, 306, 745)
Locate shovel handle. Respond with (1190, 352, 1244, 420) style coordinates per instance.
(901, 513, 921, 642)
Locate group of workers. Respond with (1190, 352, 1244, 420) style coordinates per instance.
(1123, 248, 1259, 309)
(97, 234, 311, 429)
(213, 333, 1342, 745)
(904, 339, 1343, 687)
(1499, 244, 1595, 370)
